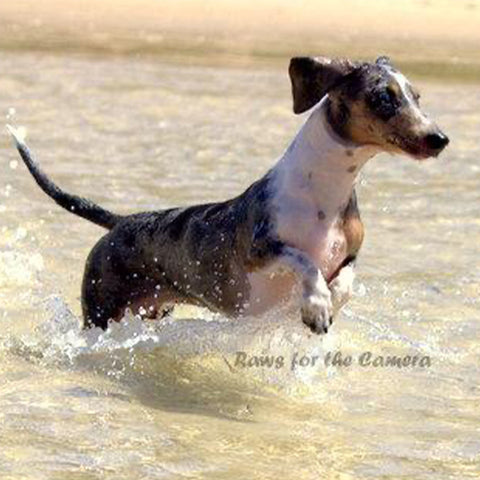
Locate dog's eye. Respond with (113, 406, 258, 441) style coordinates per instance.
(367, 87, 399, 120)
(385, 85, 397, 100)
(378, 90, 392, 104)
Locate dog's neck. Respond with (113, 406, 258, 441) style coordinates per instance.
(272, 97, 380, 217)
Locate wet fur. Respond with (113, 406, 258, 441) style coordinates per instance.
(8, 55, 449, 333)
(81, 177, 277, 329)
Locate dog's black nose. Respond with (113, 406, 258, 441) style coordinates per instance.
(425, 132, 449, 151)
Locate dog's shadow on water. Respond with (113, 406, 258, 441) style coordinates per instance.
(106, 347, 271, 423)
(74, 323, 305, 422)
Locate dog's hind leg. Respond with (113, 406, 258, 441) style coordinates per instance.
(81, 275, 177, 329)
(82, 291, 122, 330)
(80, 237, 174, 329)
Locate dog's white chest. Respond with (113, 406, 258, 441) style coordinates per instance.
(242, 100, 378, 316)
(276, 205, 347, 278)
(244, 215, 346, 316)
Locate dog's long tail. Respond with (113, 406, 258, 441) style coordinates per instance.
(7, 125, 122, 230)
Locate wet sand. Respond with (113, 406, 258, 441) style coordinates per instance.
(1, 0, 480, 80)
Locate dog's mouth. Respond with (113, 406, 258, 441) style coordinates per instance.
(387, 132, 449, 160)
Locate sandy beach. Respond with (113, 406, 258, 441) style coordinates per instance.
(1, 0, 480, 79)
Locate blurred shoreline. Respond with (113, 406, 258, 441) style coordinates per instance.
(1, 0, 480, 82)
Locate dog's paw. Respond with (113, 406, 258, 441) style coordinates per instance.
(301, 288, 333, 334)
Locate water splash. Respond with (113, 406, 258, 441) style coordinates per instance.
(0, 293, 341, 392)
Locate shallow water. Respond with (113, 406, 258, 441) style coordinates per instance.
(0, 52, 479, 479)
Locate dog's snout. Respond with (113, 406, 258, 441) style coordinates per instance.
(424, 132, 449, 151)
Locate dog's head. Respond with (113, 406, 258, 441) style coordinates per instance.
(289, 56, 449, 159)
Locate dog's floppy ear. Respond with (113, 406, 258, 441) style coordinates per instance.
(289, 56, 356, 114)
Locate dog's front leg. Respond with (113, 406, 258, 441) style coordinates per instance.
(279, 246, 333, 334)
(329, 262, 355, 316)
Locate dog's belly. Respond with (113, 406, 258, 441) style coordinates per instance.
(245, 268, 297, 316)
